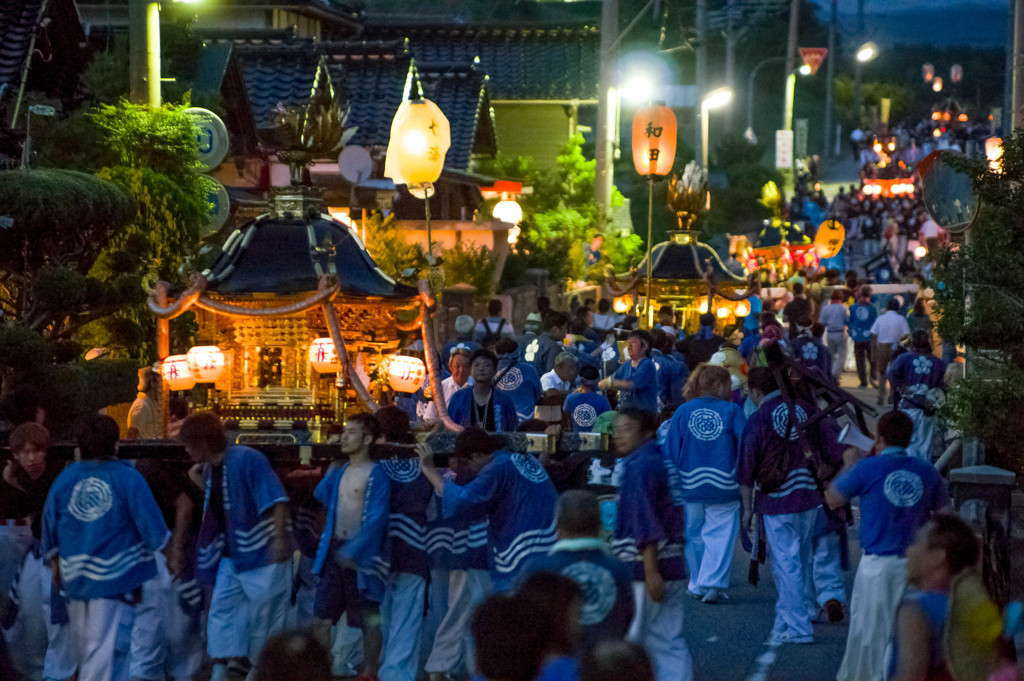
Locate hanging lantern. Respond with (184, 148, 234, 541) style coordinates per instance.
(187, 346, 225, 383)
(735, 299, 751, 317)
(493, 197, 523, 226)
(985, 137, 1003, 172)
(612, 295, 633, 314)
(387, 355, 427, 393)
(922, 64, 934, 82)
(309, 338, 343, 373)
(161, 355, 196, 391)
(697, 297, 709, 314)
(814, 220, 846, 259)
(716, 306, 730, 319)
(632, 104, 677, 176)
(933, 77, 943, 93)
(384, 99, 451, 187)
(951, 64, 963, 83)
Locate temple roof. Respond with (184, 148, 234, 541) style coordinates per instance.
(205, 211, 418, 300)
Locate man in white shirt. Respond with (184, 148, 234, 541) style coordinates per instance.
(869, 298, 911, 406)
(421, 348, 473, 425)
(919, 211, 942, 254)
(127, 367, 162, 439)
(540, 353, 578, 394)
(818, 290, 850, 382)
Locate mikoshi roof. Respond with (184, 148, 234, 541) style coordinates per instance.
(635, 234, 746, 285)
(205, 212, 418, 300)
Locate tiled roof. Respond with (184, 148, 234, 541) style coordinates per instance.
(366, 26, 600, 101)
(0, 0, 45, 99)
(415, 63, 494, 170)
(231, 41, 324, 131)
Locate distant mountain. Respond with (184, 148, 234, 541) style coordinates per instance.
(840, 3, 1008, 48)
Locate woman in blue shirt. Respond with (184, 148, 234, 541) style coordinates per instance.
(598, 330, 658, 414)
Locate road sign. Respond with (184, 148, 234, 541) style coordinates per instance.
(28, 105, 55, 117)
(775, 130, 793, 169)
(798, 48, 828, 75)
(184, 107, 229, 171)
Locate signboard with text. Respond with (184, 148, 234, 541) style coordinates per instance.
(775, 130, 794, 169)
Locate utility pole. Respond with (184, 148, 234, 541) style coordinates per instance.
(695, 0, 708, 164)
(595, 0, 618, 213)
(1013, 0, 1024, 128)
(822, 0, 837, 157)
(724, 0, 738, 132)
(129, 0, 162, 107)
(782, 0, 800, 130)
(852, 0, 865, 128)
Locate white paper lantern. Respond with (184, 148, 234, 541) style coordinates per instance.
(309, 338, 343, 373)
(187, 346, 225, 383)
(493, 199, 523, 226)
(161, 355, 196, 391)
(387, 355, 427, 393)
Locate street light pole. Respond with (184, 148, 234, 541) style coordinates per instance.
(701, 101, 710, 168)
(853, 0, 865, 127)
(823, 0, 837, 156)
(745, 57, 786, 139)
(595, 0, 618, 213)
(129, 0, 161, 107)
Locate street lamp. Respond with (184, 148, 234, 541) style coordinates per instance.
(701, 87, 733, 168)
(853, 41, 879, 127)
(745, 56, 786, 143)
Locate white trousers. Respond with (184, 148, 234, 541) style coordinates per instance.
(42, 565, 76, 681)
(5, 549, 50, 680)
(904, 408, 936, 461)
(207, 559, 291, 661)
(129, 553, 204, 681)
(683, 501, 740, 592)
(763, 509, 818, 638)
(809, 508, 846, 608)
(627, 581, 693, 681)
(826, 334, 848, 381)
(331, 613, 364, 678)
(380, 573, 426, 681)
(836, 554, 907, 681)
(424, 569, 490, 675)
(66, 597, 135, 681)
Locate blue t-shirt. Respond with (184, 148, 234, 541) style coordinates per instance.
(612, 357, 658, 414)
(664, 396, 747, 503)
(833, 448, 948, 555)
(563, 391, 612, 432)
(848, 301, 878, 343)
(743, 296, 764, 333)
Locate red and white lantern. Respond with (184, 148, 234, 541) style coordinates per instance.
(387, 355, 427, 393)
(187, 346, 226, 383)
(161, 355, 196, 391)
(309, 338, 343, 373)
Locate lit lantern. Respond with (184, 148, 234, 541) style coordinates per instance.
(387, 355, 427, 393)
(933, 77, 943, 93)
(716, 306, 730, 319)
(814, 220, 846, 259)
(951, 64, 963, 83)
(735, 299, 751, 317)
(922, 64, 934, 82)
(612, 295, 633, 314)
(161, 355, 196, 391)
(187, 346, 225, 383)
(697, 297, 709, 314)
(384, 99, 451, 186)
(985, 137, 1002, 172)
(493, 197, 523, 226)
(309, 338, 343, 373)
(914, 245, 928, 259)
(632, 105, 677, 176)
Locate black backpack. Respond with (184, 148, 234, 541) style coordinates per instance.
(480, 318, 507, 348)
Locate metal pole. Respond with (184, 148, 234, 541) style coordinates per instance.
(701, 102, 710, 168)
(644, 177, 654, 322)
(724, 0, 737, 132)
(822, 0, 837, 156)
(1013, 0, 1024, 128)
(595, 0, 618, 213)
(695, 0, 708, 163)
(784, 72, 796, 132)
(129, 0, 161, 107)
(9, 0, 48, 129)
(853, 0, 865, 128)
(782, 0, 800, 129)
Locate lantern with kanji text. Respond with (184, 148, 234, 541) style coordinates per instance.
(814, 220, 846, 259)
(161, 355, 196, 391)
(187, 346, 226, 383)
(309, 338, 343, 373)
(632, 105, 677, 176)
(387, 355, 427, 393)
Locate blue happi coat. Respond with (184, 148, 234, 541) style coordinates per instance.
(611, 440, 687, 582)
(41, 460, 170, 600)
(425, 472, 489, 571)
(495, 356, 543, 422)
(790, 336, 833, 380)
(446, 387, 519, 433)
(663, 396, 747, 504)
(312, 461, 391, 600)
(887, 350, 947, 408)
(442, 451, 557, 590)
(195, 446, 291, 584)
(378, 459, 434, 578)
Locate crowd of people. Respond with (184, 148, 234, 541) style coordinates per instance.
(0, 277, 1012, 681)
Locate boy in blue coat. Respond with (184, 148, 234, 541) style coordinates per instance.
(446, 349, 519, 433)
(563, 365, 612, 433)
(41, 414, 169, 681)
(610, 408, 693, 681)
(183, 412, 293, 681)
(311, 412, 390, 681)
(418, 428, 557, 593)
(663, 365, 746, 604)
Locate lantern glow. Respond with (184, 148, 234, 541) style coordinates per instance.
(161, 355, 196, 391)
(613, 295, 633, 314)
(384, 99, 451, 187)
(309, 338, 343, 373)
(915, 245, 928, 258)
(493, 198, 523, 226)
(632, 104, 678, 176)
(716, 306, 730, 319)
(186, 346, 225, 383)
(985, 137, 1002, 172)
(697, 298, 709, 314)
(735, 300, 751, 317)
(387, 356, 427, 393)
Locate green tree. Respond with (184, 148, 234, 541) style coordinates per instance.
(931, 131, 1024, 477)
